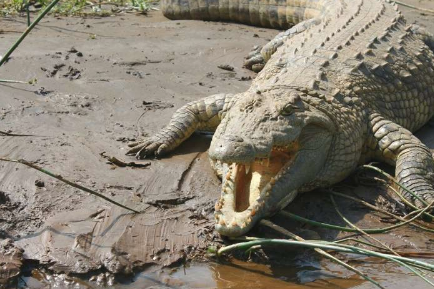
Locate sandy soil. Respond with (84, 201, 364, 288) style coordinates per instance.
(1, 1, 434, 288)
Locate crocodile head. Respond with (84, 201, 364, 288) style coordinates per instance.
(209, 89, 336, 236)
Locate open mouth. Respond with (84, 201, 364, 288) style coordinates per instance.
(215, 142, 299, 231)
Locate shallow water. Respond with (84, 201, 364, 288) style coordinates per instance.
(19, 254, 433, 289)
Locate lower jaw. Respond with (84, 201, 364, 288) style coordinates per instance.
(214, 210, 260, 237)
(214, 176, 273, 236)
(215, 223, 255, 237)
(214, 186, 300, 237)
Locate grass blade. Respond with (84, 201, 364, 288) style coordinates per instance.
(0, 157, 139, 213)
(0, 0, 62, 67)
(259, 220, 385, 289)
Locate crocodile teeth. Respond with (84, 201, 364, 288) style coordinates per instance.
(232, 163, 237, 179)
(225, 172, 231, 180)
(215, 202, 222, 211)
(250, 208, 256, 216)
(245, 164, 251, 174)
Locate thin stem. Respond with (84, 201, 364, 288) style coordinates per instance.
(0, 0, 62, 67)
(335, 238, 392, 252)
(386, 183, 434, 220)
(0, 79, 29, 84)
(328, 242, 434, 272)
(336, 238, 434, 258)
(26, 0, 30, 26)
(335, 240, 434, 287)
(362, 165, 429, 207)
(331, 194, 434, 283)
(279, 206, 433, 234)
(245, 245, 261, 255)
(393, 1, 434, 14)
(219, 239, 434, 272)
(368, 176, 434, 220)
(259, 220, 384, 288)
(278, 211, 380, 233)
(0, 130, 36, 137)
(229, 236, 260, 242)
(330, 194, 401, 256)
(0, 157, 139, 213)
(329, 190, 434, 233)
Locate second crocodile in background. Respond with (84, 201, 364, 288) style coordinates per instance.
(127, 0, 434, 237)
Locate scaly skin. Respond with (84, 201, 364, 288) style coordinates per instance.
(127, 0, 434, 236)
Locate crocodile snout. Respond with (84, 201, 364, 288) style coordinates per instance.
(209, 135, 255, 163)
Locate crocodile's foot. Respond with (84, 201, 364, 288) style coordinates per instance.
(126, 136, 170, 159)
(244, 45, 265, 72)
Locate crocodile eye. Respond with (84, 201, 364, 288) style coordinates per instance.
(280, 104, 297, 116)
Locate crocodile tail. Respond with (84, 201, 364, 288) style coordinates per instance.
(161, 0, 325, 29)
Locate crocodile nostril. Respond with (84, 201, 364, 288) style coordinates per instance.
(209, 136, 255, 163)
(226, 135, 244, 142)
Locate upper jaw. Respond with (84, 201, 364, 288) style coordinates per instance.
(208, 135, 256, 164)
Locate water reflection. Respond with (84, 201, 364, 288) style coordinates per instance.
(21, 256, 429, 289)
(205, 259, 363, 289)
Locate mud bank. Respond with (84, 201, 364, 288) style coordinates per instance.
(1, 1, 434, 288)
(0, 11, 276, 286)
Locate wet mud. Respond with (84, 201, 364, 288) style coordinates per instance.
(1, 0, 434, 288)
(0, 239, 23, 287)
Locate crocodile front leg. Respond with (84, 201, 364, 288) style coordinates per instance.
(127, 93, 236, 159)
(244, 19, 319, 72)
(369, 114, 434, 207)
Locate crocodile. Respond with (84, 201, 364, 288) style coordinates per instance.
(127, 0, 434, 237)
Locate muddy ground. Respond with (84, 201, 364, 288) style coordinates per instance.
(1, 1, 434, 288)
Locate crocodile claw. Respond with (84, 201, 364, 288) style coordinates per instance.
(126, 137, 170, 159)
(244, 45, 265, 72)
